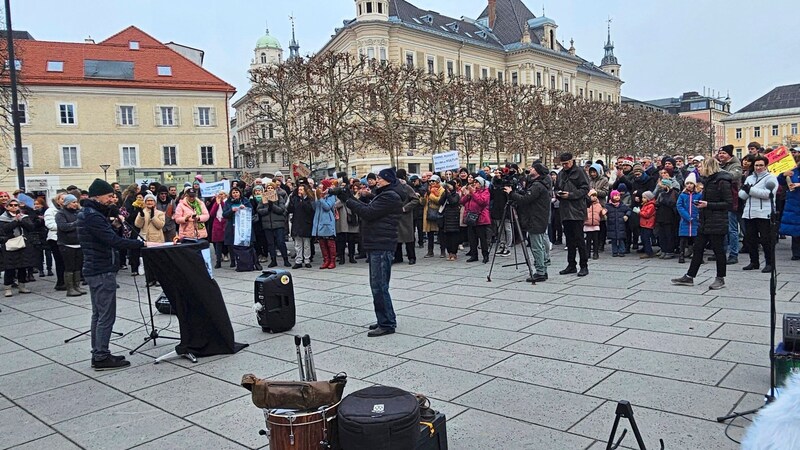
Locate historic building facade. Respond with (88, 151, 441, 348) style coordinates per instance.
(4, 26, 236, 193)
(645, 91, 731, 153)
(722, 83, 800, 157)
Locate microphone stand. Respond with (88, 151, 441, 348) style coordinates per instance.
(717, 180, 778, 423)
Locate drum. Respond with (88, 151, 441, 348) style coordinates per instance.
(265, 402, 339, 450)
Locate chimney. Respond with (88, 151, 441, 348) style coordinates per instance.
(488, 0, 496, 29)
(84, 36, 95, 44)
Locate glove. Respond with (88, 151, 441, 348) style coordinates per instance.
(335, 189, 352, 202)
(741, 184, 751, 194)
(632, 207, 640, 214)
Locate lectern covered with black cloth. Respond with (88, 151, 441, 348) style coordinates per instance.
(142, 240, 247, 361)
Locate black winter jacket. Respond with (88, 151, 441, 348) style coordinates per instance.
(77, 199, 144, 277)
(655, 187, 679, 225)
(256, 189, 288, 230)
(55, 207, 80, 245)
(555, 165, 590, 222)
(287, 192, 314, 238)
(698, 171, 733, 235)
(345, 183, 402, 252)
(440, 190, 462, 233)
(489, 181, 507, 220)
(510, 175, 551, 234)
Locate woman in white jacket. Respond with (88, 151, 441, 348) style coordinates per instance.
(739, 154, 778, 273)
(43, 192, 67, 291)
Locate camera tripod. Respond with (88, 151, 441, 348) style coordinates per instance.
(486, 202, 536, 284)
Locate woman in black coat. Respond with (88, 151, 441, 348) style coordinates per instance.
(441, 181, 462, 260)
(672, 158, 732, 290)
(0, 198, 38, 296)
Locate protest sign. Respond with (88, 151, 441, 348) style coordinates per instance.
(433, 151, 460, 172)
(234, 207, 253, 246)
(199, 180, 230, 198)
(766, 146, 796, 176)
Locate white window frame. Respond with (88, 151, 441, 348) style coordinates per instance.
(379, 47, 387, 64)
(194, 106, 215, 127)
(497, 71, 504, 83)
(405, 51, 414, 69)
(156, 105, 179, 127)
(426, 55, 435, 75)
(464, 63, 472, 80)
(446, 60, 454, 78)
(119, 144, 139, 168)
(481, 67, 489, 80)
(157, 65, 172, 76)
(735, 128, 742, 139)
(754, 126, 761, 138)
(116, 104, 137, 126)
(46, 61, 64, 72)
(10, 144, 31, 169)
(200, 145, 215, 166)
(162, 145, 178, 166)
(59, 144, 81, 168)
(511, 71, 519, 85)
(367, 47, 375, 60)
(792, 123, 798, 135)
(11, 102, 27, 125)
(57, 102, 77, 126)
(772, 125, 779, 136)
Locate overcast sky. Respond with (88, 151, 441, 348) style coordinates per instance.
(11, 0, 800, 111)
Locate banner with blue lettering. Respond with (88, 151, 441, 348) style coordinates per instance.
(234, 207, 253, 246)
(199, 180, 231, 198)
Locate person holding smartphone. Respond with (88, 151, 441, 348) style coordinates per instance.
(0, 198, 37, 297)
(174, 188, 209, 240)
(554, 152, 591, 277)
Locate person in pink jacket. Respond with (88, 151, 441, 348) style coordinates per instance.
(207, 190, 228, 267)
(173, 188, 210, 240)
(460, 176, 491, 263)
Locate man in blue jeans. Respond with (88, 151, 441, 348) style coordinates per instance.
(78, 179, 145, 370)
(717, 145, 742, 264)
(339, 168, 403, 337)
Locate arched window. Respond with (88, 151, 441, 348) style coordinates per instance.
(260, 53, 267, 64)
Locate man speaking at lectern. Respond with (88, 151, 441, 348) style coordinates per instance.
(78, 179, 146, 371)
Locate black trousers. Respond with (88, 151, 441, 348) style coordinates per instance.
(657, 223, 676, 255)
(48, 240, 65, 286)
(467, 225, 490, 258)
(4, 268, 26, 286)
(427, 231, 444, 253)
(336, 232, 357, 258)
(549, 208, 562, 243)
(445, 232, 461, 255)
(414, 219, 424, 245)
(585, 230, 600, 254)
(563, 220, 588, 268)
(744, 218, 773, 266)
(59, 245, 83, 273)
(687, 234, 726, 278)
(394, 242, 416, 262)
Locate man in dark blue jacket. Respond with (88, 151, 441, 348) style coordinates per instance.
(339, 168, 402, 337)
(78, 179, 145, 370)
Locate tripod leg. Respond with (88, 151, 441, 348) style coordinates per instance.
(486, 203, 510, 282)
(64, 329, 90, 343)
(510, 207, 536, 284)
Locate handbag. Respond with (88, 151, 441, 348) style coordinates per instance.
(241, 373, 347, 410)
(5, 235, 26, 251)
(465, 211, 479, 227)
(426, 207, 442, 223)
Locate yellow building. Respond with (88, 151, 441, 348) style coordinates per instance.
(4, 26, 236, 195)
(722, 83, 800, 158)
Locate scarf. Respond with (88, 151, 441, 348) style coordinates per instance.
(216, 202, 224, 221)
(187, 199, 205, 230)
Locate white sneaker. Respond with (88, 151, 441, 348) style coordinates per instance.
(549, 242, 553, 251)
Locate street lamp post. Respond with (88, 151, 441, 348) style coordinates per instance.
(5, 0, 26, 191)
(99, 164, 111, 181)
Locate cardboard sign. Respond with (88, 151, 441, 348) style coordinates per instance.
(766, 146, 796, 175)
(433, 151, 460, 172)
(293, 162, 311, 179)
(199, 180, 230, 198)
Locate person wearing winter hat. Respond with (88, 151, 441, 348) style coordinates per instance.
(392, 169, 419, 265)
(716, 144, 742, 264)
(335, 166, 403, 337)
(155, 185, 177, 242)
(78, 179, 145, 370)
(555, 152, 591, 277)
(54, 194, 84, 297)
(135, 192, 166, 286)
(637, 191, 657, 258)
(676, 172, 701, 263)
(507, 164, 552, 281)
(461, 175, 491, 263)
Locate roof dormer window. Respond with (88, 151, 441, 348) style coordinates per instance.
(157, 65, 172, 76)
(420, 14, 433, 24)
(46, 61, 64, 72)
(129, 41, 139, 50)
(446, 22, 459, 33)
(476, 30, 488, 40)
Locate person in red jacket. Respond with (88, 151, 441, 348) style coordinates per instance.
(460, 177, 491, 263)
(638, 191, 657, 258)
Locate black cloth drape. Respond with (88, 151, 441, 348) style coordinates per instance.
(142, 240, 247, 357)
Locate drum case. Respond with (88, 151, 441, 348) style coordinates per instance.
(337, 386, 420, 450)
(416, 412, 448, 450)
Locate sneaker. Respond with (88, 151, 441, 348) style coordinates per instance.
(577, 267, 589, 277)
(495, 247, 506, 255)
(742, 263, 759, 271)
(671, 275, 694, 286)
(559, 266, 577, 275)
(304, 263, 312, 268)
(709, 277, 725, 290)
(91, 354, 126, 368)
(499, 250, 511, 257)
(367, 327, 395, 337)
(761, 265, 773, 273)
(92, 356, 131, 371)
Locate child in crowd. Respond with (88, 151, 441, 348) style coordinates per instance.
(637, 191, 656, 258)
(676, 173, 702, 264)
(605, 190, 631, 257)
(584, 189, 607, 260)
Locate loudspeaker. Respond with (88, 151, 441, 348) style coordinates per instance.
(784, 314, 800, 352)
(155, 292, 175, 314)
(254, 270, 295, 333)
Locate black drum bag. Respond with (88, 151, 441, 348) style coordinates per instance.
(337, 386, 420, 450)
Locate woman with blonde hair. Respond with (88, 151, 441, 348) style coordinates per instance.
(422, 176, 445, 258)
(672, 157, 733, 290)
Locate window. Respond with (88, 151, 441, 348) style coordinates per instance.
(61, 145, 80, 168)
(120, 145, 138, 168)
(689, 101, 707, 111)
(158, 106, 177, 126)
(200, 146, 214, 165)
(446, 60, 454, 77)
(405, 52, 414, 69)
(754, 126, 761, 138)
(408, 131, 417, 149)
(550, 75, 556, 89)
(536, 72, 542, 87)
(58, 103, 76, 125)
(129, 41, 139, 50)
(497, 72, 503, 83)
(427, 56, 435, 75)
(511, 72, 518, 85)
(268, 124, 274, 139)
(261, 53, 267, 64)
(379, 47, 387, 64)
(599, 93, 603, 101)
(270, 150, 276, 163)
(772, 125, 779, 136)
(84, 60, 133, 80)
(157, 65, 172, 76)
(589, 90, 594, 100)
(13, 103, 26, 125)
(579, 88, 584, 98)
(196, 106, 214, 126)
(11, 145, 30, 168)
(366, 1, 373, 13)
(481, 68, 488, 80)
(46, 61, 64, 72)
(364, 47, 373, 60)
(792, 123, 798, 135)
(4, 60, 21, 71)
(449, 133, 457, 150)
(464, 64, 472, 80)
(377, 2, 383, 14)
(564, 81, 569, 92)
(735, 128, 742, 139)
(736, 148, 742, 159)
(163, 146, 177, 166)
(117, 105, 136, 126)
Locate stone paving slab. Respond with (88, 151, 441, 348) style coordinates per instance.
(0, 242, 797, 448)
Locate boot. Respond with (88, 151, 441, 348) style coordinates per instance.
(4, 286, 11, 297)
(592, 251, 599, 260)
(327, 240, 337, 269)
(440, 248, 446, 258)
(268, 259, 278, 268)
(283, 256, 291, 267)
(17, 283, 31, 294)
(65, 273, 81, 297)
(424, 251, 434, 258)
(349, 255, 357, 264)
(319, 240, 330, 269)
(338, 254, 345, 265)
(215, 260, 222, 269)
(74, 272, 87, 294)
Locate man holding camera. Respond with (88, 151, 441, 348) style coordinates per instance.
(555, 152, 590, 276)
(337, 168, 403, 337)
(506, 163, 552, 281)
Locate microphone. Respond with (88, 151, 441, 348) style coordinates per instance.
(765, 179, 777, 191)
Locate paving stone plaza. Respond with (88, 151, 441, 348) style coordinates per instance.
(1, 243, 797, 449)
